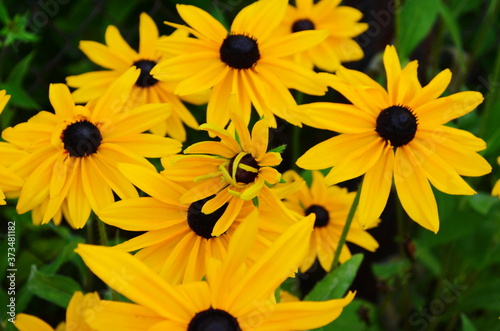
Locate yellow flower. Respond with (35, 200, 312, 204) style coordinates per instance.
(493, 157, 500, 198)
(66, 13, 207, 142)
(0, 89, 11, 114)
(14, 291, 99, 331)
(297, 45, 492, 233)
(282, 170, 378, 272)
(273, 0, 367, 71)
(162, 113, 284, 237)
(2, 68, 181, 228)
(75, 214, 354, 331)
(152, 0, 328, 128)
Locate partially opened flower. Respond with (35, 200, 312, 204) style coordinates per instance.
(152, 0, 328, 128)
(66, 13, 207, 141)
(282, 170, 378, 272)
(273, 0, 367, 71)
(14, 291, 99, 331)
(162, 113, 285, 236)
(98, 161, 299, 285)
(76, 213, 354, 331)
(297, 45, 491, 233)
(2, 68, 181, 228)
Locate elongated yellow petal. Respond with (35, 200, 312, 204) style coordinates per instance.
(231, 0, 287, 41)
(176, 4, 227, 43)
(383, 45, 402, 104)
(410, 69, 451, 109)
(79, 40, 131, 70)
(138, 12, 159, 58)
(49, 84, 76, 119)
(105, 25, 137, 59)
(12, 314, 54, 331)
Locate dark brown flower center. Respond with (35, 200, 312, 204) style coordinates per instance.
(187, 196, 229, 239)
(227, 154, 260, 184)
(220, 34, 260, 69)
(292, 19, 315, 32)
(188, 308, 241, 331)
(133, 60, 158, 87)
(376, 105, 418, 147)
(61, 120, 102, 157)
(305, 204, 330, 228)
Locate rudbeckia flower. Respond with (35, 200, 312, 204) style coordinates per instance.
(76, 213, 354, 331)
(14, 291, 99, 331)
(152, 0, 328, 128)
(66, 13, 207, 142)
(162, 114, 284, 237)
(297, 45, 492, 233)
(98, 162, 300, 285)
(2, 68, 181, 228)
(282, 170, 378, 272)
(273, 0, 368, 72)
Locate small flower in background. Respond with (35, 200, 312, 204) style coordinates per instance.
(493, 157, 500, 198)
(76, 213, 354, 331)
(14, 291, 99, 331)
(162, 113, 285, 237)
(2, 68, 181, 228)
(274, 0, 368, 72)
(152, 0, 328, 129)
(0, 89, 11, 114)
(297, 45, 492, 233)
(66, 13, 207, 142)
(282, 170, 379, 272)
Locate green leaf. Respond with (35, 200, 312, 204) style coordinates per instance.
(27, 266, 82, 309)
(0, 52, 40, 109)
(319, 298, 382, 331)
(268, 144, 286, 153)
(460, 314, 478, 331)
(467, 193, 499, 215)
(305, 254, 363, 301)
(397, 0, 440, 60)
(437, 1, 466, 71)
(0, 0, 9, 24)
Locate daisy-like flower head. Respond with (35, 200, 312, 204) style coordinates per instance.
(98, 166, 300, 285)
(14, 291, 99, 331)
(297, 45, 492, 233)
(282, 170, 378, 272)
(162, 113, 284, 237)
(66, 13, 208, 142)
(152, 0, 329, 128)
(274, 0, 368, 72)
(2, 68, 182, 228)
(76, 212, 354, 331)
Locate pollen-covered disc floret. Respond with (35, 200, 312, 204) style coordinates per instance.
(291, 19, 315, 32)
(133, 60, 158, 87)
(376, 105, 418, 147)
(220, 34, 260, 69)
(227, 153, 260, 184)
(305, 204, 330, 228)
(62, 120, 102, 157)
(187, 196, 229, 239)
(188, 308, 241, 331)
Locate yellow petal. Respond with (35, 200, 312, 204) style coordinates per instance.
(231, 0, 287, 41)
(383, 45, 402, 104)
(105, 25, 137, 59)
(139, 12, 159, 58)
(12, 314, 54, 331)
(409, 69, 451, 109)
(110, 134, 181, 158)
(211, 196, 244, 236)
(176, 4, 227, 43)
(49, 84, 76, 119)
(79, 40, 131, 70)
(265, 30, 329, 58)
(80, 157, 114, 213)
(394, 146, 439, 233)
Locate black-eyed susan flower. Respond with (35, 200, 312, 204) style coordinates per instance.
(281, 170, 378, 272)
(273, 0, 368, 72)
(2, 68, 181, 228)
(152, 0, 329, 128)
(297, 45, 492, 233)
(66, 13, 207, 142)
(97, 162, 299, 285)
(14, 291, 99, 331)
(76, 213, 354, 331)
(493, 157, 500, 198)
(162, 113, 284, 237)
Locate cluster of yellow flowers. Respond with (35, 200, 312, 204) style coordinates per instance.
(1, 0, 495, 330)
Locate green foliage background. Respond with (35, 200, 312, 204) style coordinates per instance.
(1, 0, 499, 330)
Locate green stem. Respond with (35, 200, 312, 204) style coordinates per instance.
(97, 217, 109, 247)
(331, 183, 362, 270)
